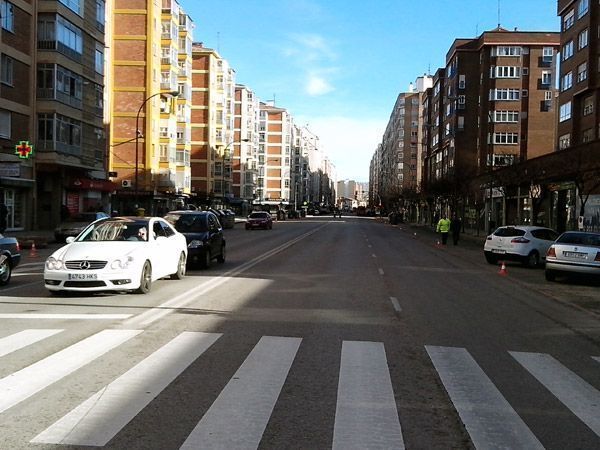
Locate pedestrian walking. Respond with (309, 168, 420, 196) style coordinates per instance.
(451, 214, 462, 245)
(436, 213, 451, 245)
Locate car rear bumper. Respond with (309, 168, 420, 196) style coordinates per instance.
(545, 260, 600, 275)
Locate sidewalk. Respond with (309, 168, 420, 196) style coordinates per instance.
(396, 222, 488, 249)
(8, 229, 56, 249)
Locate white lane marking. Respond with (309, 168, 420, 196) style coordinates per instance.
(0, 329, 63, 358)
(368, 245, 372, 248)
(511, 351, 600, 437)
(593, 356, 600, 364)
(126, 226, 327, 327)
(0, 280, 44, 293)
(378, 268, 384, 275)
(426, 346, 543, 449)
(333, 341, 404, 450)
(0, 329, 141, 414)
(0, 314, 132, 320)
(180, 336, 301, 450)
(14, 262, 45, 269)
(390, 297, 401, 313)
(32, 332, 222, 446)
(372, 254, 377, 258)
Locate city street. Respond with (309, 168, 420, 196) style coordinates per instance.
(1, 216, 599, 449)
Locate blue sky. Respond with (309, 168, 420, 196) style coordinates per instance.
(179, 0, 560, 182)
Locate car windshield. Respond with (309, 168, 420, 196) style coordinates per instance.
(249, 212, 269, 219)
(494, 227, 525, 237)
(76, 220, 150, 242)
(557, 232, 600, 247)
(66, 213, 98, 223)
(164, 214, 208, 233)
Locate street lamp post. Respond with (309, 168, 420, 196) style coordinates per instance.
(219, 138, 249, 204)
(135, 90, 179, 207)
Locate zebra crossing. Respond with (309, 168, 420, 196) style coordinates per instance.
(0, 328, 599, 448)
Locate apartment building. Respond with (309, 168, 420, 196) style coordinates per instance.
(233, 84, 258, 211)
(108, 0, 191, 216)
(190, 43, 236, 206)
(421, 28, 560, 226)
(35, 0, 109, 228)
(257, 102, 292, 206)
(557, 0, 595, 149)
(0, 0, 34, 230)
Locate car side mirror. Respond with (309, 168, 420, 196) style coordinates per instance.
(66, 236, 75, 244)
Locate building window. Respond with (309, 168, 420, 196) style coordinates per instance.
(0, 110, 10, 138)
(544, 91, 553, 101)
(563, 9, 575, 30)
(0, 1, 14, 32)
(458, 75, 465, 89)
(558, 133, 571, 149)
(578, 29, 588, 50)
(493, 111, 519, 122)
(562, 40, 574, 60)
(577, 0, 589, 18)
(457, 116, 465, 130)
(59, 0, 82, 15)
(577, 62, 587, 82)
(493, 132, 519, 144)
(490, 88, 520, 100)
(0, 54, 13, 85)
(582, 128, 594, 143)
(541, 71, 551, 85)
(583, 96, 593, 115)
(494, 46, 521, 56)
(491, 66, 521, 78)
(559, 101, 572, 122)
(95, 0, 105, 31)
(492, 154, 515, 166)
(542, 47, 554, 62)
(562, 71, 573, 91)
(95, 46, 104, 74)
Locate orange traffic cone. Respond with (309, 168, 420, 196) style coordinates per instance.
(498, 261, 507, 276)
(29, 242, 38, 258)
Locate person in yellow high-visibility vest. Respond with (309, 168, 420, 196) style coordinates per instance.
(436, 214, 451, 245)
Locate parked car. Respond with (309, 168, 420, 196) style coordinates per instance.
(545, 231, 600, 281)
(44, 217, 187, 295)
(483, 225, 559, 267)
(245, 211, 273, 230)
(208, 208, 235, 229)
(54, 211, 110, 243)
(0, 234, 20, 286)
(164, 210, 226, 269)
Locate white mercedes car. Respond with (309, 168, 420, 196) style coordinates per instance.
(44, 217, 187, 295)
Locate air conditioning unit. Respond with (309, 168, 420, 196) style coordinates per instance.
(121, 180, 132, 188)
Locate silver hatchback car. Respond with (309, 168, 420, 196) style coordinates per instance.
(545, 231, 600, 281)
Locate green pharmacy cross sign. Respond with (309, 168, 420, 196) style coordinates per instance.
(15, 141, 34, 159)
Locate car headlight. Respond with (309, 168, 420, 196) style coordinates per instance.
(188, 240, 204, 249)
(110, 256, 134, 270)
(45, 257, 63, 270)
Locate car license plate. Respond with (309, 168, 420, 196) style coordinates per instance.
(492, 249, 506, 254)
(564, 251, 587, 259)
(67, 273, 98, 280)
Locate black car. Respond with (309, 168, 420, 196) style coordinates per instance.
(0, 234, 21, 285)
(164, 211, 225, 269)
(208, 208, 235, 229)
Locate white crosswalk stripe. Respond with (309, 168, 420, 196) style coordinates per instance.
(180, 336, 301, 450)
(2, 326, 600, 448)
(511, 351, 600, 438)
(333, 340, 404, 449)
(0, 329, 63, 358)
(426, 345, 544, 450)
(32, 331, 222, 446)
(0, 329, 141, 414)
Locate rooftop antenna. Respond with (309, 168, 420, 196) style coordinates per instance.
(497, 0, 501, 28)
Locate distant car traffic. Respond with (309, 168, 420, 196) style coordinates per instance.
(245, 211, 273, 230)
(208, 208, 235, 229)
(54, 211, 110, 243)
(545, 231, 600, 281)
(483, 225, 559, 267)
(0, 234, 20, 286)
(44, 217, 187, 295)
(164, 210, 226, 269)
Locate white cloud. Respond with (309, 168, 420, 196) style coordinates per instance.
(306, 73, 334, 96)
(296, 115, 386, 182)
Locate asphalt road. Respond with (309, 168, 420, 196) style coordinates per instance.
(1, 216, 599, 449)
